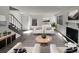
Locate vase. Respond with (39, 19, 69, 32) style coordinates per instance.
(41, 34, 46, 39)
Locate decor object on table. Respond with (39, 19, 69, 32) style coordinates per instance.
(7, 31, 11, 35)
(41, 33, 46, 39)
(41, 26, 46, 39)
(3, 31, 11, 36)
(3, 31, 7, 36)
(51, 22, 57, 30)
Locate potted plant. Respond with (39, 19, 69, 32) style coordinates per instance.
(3, 31, 7, 36)
(7, 31, 11, 35)
(51, 22, 57, 30)
(41, 33, 46, 39)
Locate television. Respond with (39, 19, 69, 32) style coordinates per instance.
(66, 27, 78, 43)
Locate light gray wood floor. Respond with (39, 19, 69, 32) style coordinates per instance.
(0, 33, 65, 53)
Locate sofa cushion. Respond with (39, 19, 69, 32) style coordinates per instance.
(36, 27, 42, 30)
(50, 44, 59, 53)
(46, 27, 52, 30)
(32, 43, 40, 53)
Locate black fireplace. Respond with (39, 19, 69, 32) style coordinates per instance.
(66, 27, 78, 43)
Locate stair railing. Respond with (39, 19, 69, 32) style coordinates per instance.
(9, 14, 23, 30)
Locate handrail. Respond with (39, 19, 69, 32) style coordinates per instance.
(10, 14, 23, 27)
(55, 29, 78, 46)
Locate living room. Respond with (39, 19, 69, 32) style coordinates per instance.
(0, 6, 79, 53)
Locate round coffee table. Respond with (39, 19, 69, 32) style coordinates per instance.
(36, 35, 52, 46)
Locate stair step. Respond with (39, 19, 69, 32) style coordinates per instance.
(8, 23, 23, 35)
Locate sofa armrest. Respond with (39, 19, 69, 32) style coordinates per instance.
(32, 43, 40, 53)
(7, 42, 22, 53)
(24, 47, 33, 53)
(50, 44, 59, 53)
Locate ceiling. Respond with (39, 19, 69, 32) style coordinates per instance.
(13, 6, 79, 15)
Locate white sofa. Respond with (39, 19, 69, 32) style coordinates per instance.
(7, 42, 40, 53)
(8, 42, 79, 53)
(50, 44, 79, 53)
(7, 42, 22, 53)
(32, 43, 40, 53)
(32, 26, 42, 34)
(32, 26, 55, 34)
(50, 44, 60, 53)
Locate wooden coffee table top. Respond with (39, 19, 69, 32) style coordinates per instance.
(36, 35, 52, 44)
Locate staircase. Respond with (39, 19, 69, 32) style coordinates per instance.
(8, 14, 23, 35)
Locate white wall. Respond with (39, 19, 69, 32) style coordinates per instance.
(0, 6, 9, 21)
(0, 6, 9, 33)
(30, 15, 57, 27)
(56, 11, 68, 35)
(27, 16, 32, 30)
(56, 9, 79, 44)
(22, 14, 28, 30)
(50, 16, 57, 23)
(22, 14, 32, 30)
(0, 15, 6, 21)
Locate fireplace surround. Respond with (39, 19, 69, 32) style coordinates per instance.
(66, 27, 78, 43)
